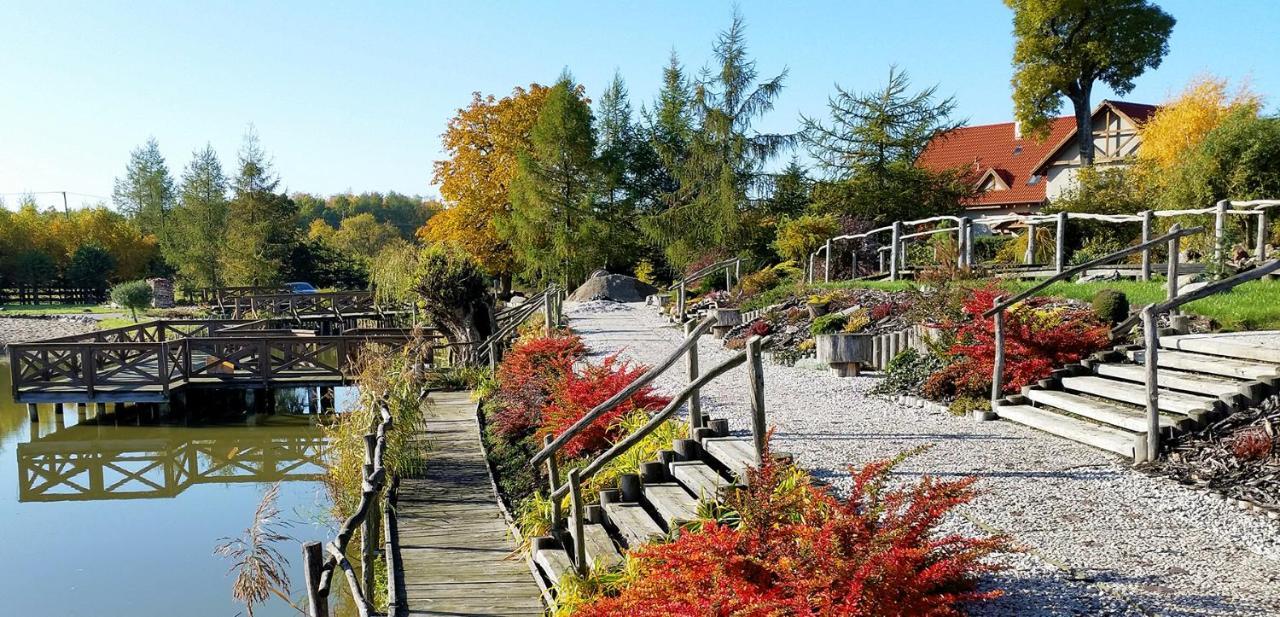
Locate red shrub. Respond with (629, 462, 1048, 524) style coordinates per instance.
(491, 333, 586, 440)
(1232, 428, 1274, 461)
(748, 320, 772, 337)
(924, 285, 1109, 399)
(870, 299, 911, 322)
(538, 354, 670, 458)
(573, 446, 1008, 616)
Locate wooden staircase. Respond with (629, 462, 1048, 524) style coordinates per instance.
(994, 332, 1280, 462)
(530, 417, 754, 591)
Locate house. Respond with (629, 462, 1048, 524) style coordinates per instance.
(917, 100, 1157, 217)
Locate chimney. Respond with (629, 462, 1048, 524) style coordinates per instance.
(1013, 121, 1022, 140)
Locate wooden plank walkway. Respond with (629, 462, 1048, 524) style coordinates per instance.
(396, 390, 544, 616)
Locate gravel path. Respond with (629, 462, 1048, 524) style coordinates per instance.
(567, 301, 1280, 617)
(0, 316, 97, 350)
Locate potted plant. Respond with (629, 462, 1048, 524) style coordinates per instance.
(812, 310, 874, 377)
(711, 305, 743, 339)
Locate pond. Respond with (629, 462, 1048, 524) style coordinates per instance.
(0, 357, 353, 616)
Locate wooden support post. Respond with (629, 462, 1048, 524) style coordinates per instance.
(1055, 211, 1068, 274)
(307, 388, 319, 415)
(990, 298, 1006, 409)
(544, 291, 554, 335)
(823, 239, 832, 282)
(726, 263, 733, 290)
(1257, 210, 1268, 261)
(1024, 223, 1037, 265)
(361, 435, 377, 596)
(27, 403, 38, 422)
(1142, 306, 1160, 462)
(964, 218, 975, 269)
(734, 259, 741, 285)
(568, 468, 586, 575)
(746, 336, 766, 466)
(878, 249, 886, 274)
(1140, 210, 1153, 281)
(95, 402, 106, 417)
(684, 320, 702, 431)
(1167, 224, 1182, 302)
(889, 221, 902, 281)
(303, 541, 330, 617)
(544, 435, 563, 530)
(54, 402, 64, 415)
(850, 247, 858, 280)
(1214, 199, 1228, 275)
(956, 220, 967, 269)
(488, 339, 498, 374)
(676, 282, 685, 320)
(807, 252, 815, 283)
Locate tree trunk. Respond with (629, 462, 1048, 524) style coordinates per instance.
(1070, 87, 1094, 166)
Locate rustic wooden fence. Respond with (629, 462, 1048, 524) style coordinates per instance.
(0, 286, 106, 305)
(673, 258, 742, 321)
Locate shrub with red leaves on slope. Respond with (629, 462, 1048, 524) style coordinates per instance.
(538, 353, 669, 458)
(491, 332, 586, 440)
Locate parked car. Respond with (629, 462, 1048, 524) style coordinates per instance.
(284, 282, 319, 294)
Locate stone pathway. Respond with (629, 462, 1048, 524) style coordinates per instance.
(568, 301, 1280, 617)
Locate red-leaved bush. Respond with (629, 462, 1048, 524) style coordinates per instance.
(1232, 427, 1274, 461)
(923, 285, 1109, 399)
(748, 320, 772, 337)
(538, 353, 670, 458)
(492, 333, 586, 439)
(573, 444, 1009, 616)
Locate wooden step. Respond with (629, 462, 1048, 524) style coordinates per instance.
(1094, 362, 1245, 397)
(531, 543, 575, 587)
(601, 502, 665, 549)
(669, 460, 731, 501)
(1133, 349, 1280, 381)
(1059, 376, 1218, 415)
(1025, 389, 1185, 432)
(1160, 333, 1280, 364)
(701, 437, 756, 482)
(571, 521, 622, 571)
(995, 404, 1143, 460)
(642, 482, 700, 530)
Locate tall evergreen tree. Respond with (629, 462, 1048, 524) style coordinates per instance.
(221, 128, 298, 286)
(112, 137, 176, 236)
(643, 14, 794, 268)
(647, 51, 694, 188)
(163, 144, 229, 289)
(506, 72, 600, 286)
(593, 71, 652, 273)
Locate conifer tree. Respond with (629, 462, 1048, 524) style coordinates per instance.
(221, 128, 298, 286)
(164, 144, 229, 289)
(112, 137, 176, 237)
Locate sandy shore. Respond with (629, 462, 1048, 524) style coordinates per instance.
(0, 316, 98, 350)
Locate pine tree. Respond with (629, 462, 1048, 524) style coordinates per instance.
(506, 72, 600, 286)
(163, 144, 229, 289)
(112, 137, 176, 237)
(593, 72, 652, 273)
(220, 128, 298, 286)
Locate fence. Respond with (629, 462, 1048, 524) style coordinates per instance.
(673, 258, 742, 320)
(0, 286, 105, 305)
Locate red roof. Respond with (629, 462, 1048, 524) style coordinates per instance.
(917, 116, 1075, 209)
(917, 100, 1157, 210)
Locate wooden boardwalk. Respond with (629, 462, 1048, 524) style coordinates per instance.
(396, 390, 544, 616)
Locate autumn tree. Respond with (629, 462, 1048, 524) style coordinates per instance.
(328, 213, 402, 262)
(421, 84, 551, 293)
(1007, 0, 1174, 165)
(164, 144, 229, 289)
(506, 72, 601, 286)
(1138, 76, 1262, 172)
(112, 137, 176, 237)
(221, 129, 298, 286)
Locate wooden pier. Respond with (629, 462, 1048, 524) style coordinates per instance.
(395, 391, 544, 615)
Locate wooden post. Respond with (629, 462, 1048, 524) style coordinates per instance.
(807, 252, 815, 283)
(1167, 224, 1182, 302)
(889, 221, 902, 281)
(1024, 223, 1037, 265)
(734, 258, 741, 285)
(1214, 199, 1228, 275)
(1257, 209, 1268, 261)
(1055, 211, 1068, 274)
(684, 321, 702, 432)
(964, 218, 975, 269)
(27, 403, 37, 422)
(1140, 210, 1153, 281)
(676, 282, 685, 320)
(303, 541, 330, 617)
(746, 336, 766, 466)
(990, 297, 1005, 409)
(725, 262, 733, 290)
(1142, 306, 1160, 462)
(823, 239, 832, 282)
(850, 246, 858, 280)
(544, 291, 554, 335)
(361, 435, 377, 596)
(878, 248, 886, 274)
(488, 339, 497, 374)
(568, 468, 587, 576)
(544, 435, 562, 530)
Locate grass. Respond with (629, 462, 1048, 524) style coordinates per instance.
(0, 303, 117, 315)
(1000, 279, 1280, 331)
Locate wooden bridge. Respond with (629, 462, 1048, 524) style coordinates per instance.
(8, 318, 424, 405)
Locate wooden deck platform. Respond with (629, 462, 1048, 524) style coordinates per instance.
(396, 391, 544, 616)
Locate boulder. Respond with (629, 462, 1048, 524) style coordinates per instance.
(148, 278, 175, 308)
(567, 272, 659, 303)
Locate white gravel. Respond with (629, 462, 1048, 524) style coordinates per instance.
(0, 316, 98, 349)
(568, 301, 1280, 617)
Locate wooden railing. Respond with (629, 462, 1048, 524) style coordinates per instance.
(673, 258, 742, 320)
(527, 315, 769, 576)
(0, 286, 106, 305)
(476, 285, 560, 370)
(982, 225, 1204, 408)
(225, 291, 383, 319)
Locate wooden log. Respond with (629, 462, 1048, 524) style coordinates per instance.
(824, 239, 832, 282)
(303, 541, 330, 617)
(746, 336, 766, 466)
(618, 473, 641, 502)
(1167, 223, 1181, 302)
(990, 297, 1006, 408)
(1214, 199, 1228, 274)
(815, 333, 873, 365)
(27, 404, 37, 422)
(871, 334, 882, 370)
(640, 461, 666, 483)
(684, 320, 702, 432)
(709, 418, 730, 438)
(673, 438, 700, 462)
(544, 435, 562, 529)
(569, 469, 586, 575)
(1055, 211, 1068, 274)
(1024, 222, 1037, 265)
(1143, 306, 1160, 462)
(889, 221, 902, 281)
(850, 248, 858, 280)
(1258, 209, 1269, 261)
(1141, 210, 1153, 281)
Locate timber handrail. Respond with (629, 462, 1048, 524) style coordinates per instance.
(983, 225, 1204, 318)
(1112, 257, 1280, 338)
(530, 314, 717, 466)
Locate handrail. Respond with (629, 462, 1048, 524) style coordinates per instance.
(530, 314, 717, 466)
(548, 349, 748, 502)
(1154, 258, 1280, 314)
(678, 257, 741, 286)
(983, 225, 1204, 318)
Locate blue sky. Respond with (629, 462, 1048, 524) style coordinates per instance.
(1, 1, 1277, 211)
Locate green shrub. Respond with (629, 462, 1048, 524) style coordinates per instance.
(871, 348, 944, 396)
(1091, 289, 1130, 324)
(810, 313, 848, 336)
(948, 395, 990, 416)
(110, 280, 153, 322)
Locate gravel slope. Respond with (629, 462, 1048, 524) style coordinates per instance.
(0, 316, 97, 350)
(567, 300, 1280, 617)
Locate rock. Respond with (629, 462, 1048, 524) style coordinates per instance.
(567, 272, 658, 303)
(1182, 281, 1209, 295)
(148, 277, 175, 308)
(1077, 270, 1122, 283)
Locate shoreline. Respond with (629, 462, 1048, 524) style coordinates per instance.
(0, 315, 99, 351)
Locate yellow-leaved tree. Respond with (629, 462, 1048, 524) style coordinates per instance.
(419, 85, 550, 293)
(1137, 76, 1262, 182)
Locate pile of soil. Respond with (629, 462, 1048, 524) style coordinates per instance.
(567, 272, 658, 303)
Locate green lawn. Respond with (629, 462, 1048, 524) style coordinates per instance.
(0, 303, 118, 316)
(1000, 279, 1280, 331)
